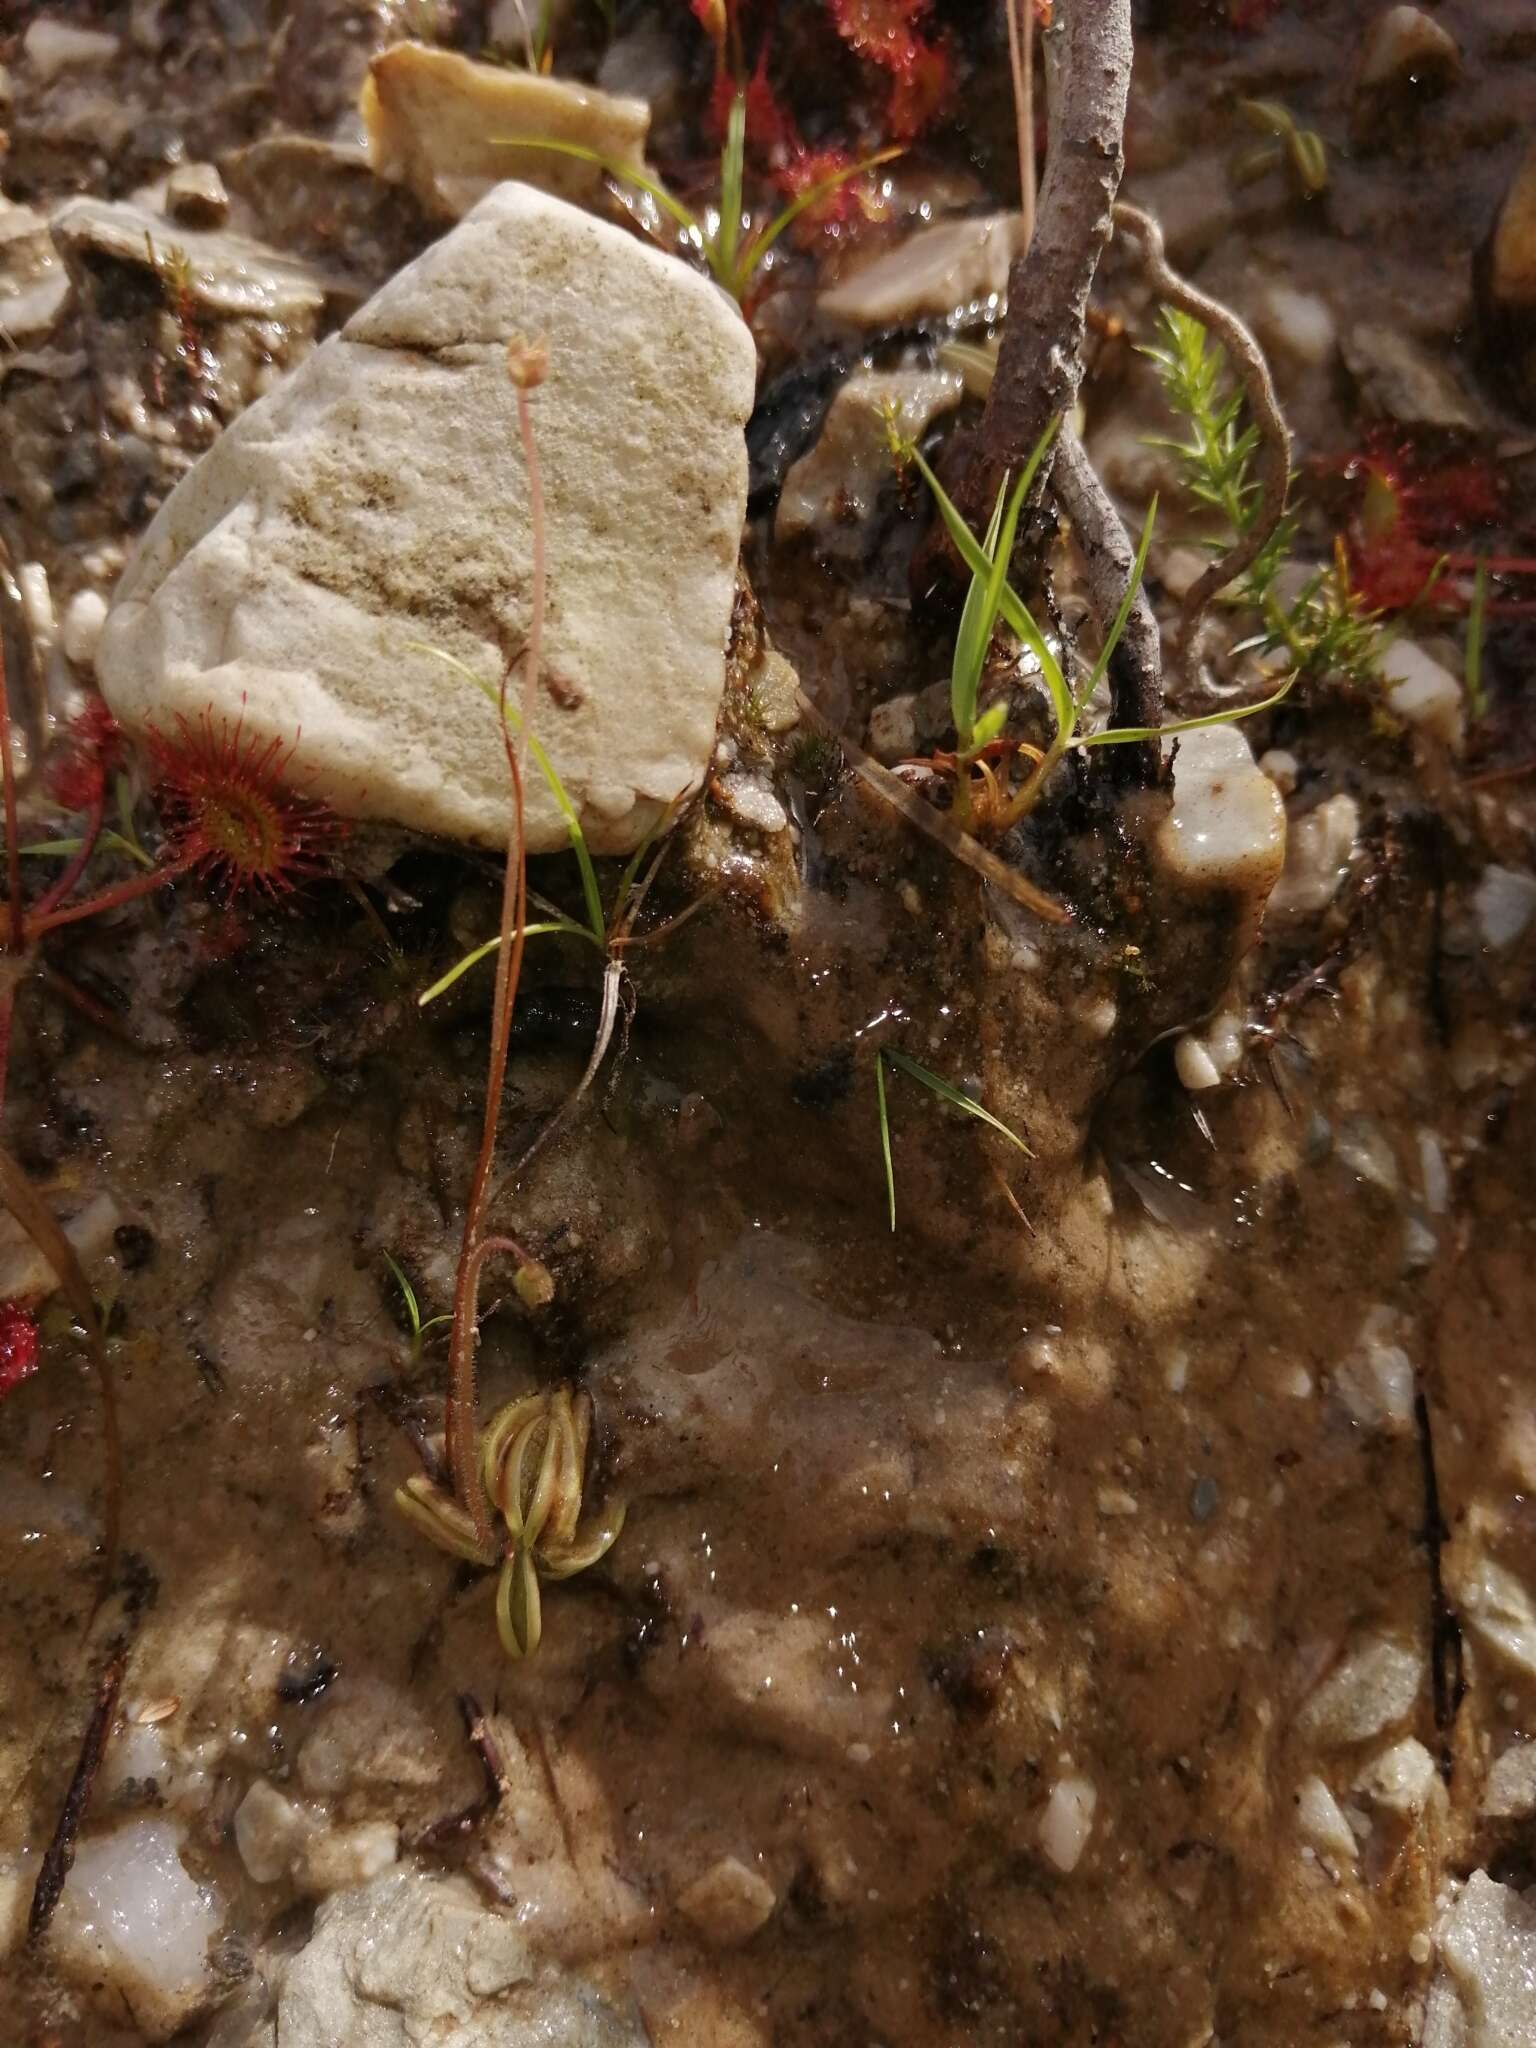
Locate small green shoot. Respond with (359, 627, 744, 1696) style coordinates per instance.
(1464, 556, 1488, 724)
(875, 1046, 1029, 1232)
(384, 1251, 450, 1366)
(491, 94, 900, 306)
(1233, 98, 1328, 200)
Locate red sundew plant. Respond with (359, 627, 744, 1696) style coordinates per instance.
(1331, 434, 1536, 618)
(0, 1299, 39, 1400)
(147, 708, 349, 898)
(825, 0, 951, 141)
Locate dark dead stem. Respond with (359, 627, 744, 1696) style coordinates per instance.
(1413, 1389, 1464, 1776)
(28, 1640, 128, 1942)
(1052, 428, 1163, 781)
(410, 1691, 511, 1850)
(0, 1142, 121, 1583)
(979, 0, 1132, 486)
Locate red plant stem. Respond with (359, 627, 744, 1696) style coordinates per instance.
(26, 853, 192, 940)
(0, 635, 24, 956)
(31, 790, 105, 924)
(443, 369, 546, 1548)
(1006, 0, 1036, 249)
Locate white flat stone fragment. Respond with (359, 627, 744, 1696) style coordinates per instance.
(1383, 639, 1464, 748)
(23, 19, 119, 82)
(1453, 1556, 1536, 1680)
(1295, 1774, 1358, 1861)
(50, 1819, 220, 2041)
(52, 197, 325, 324)
(98, 183, 757, 856)
(821, 214, 1024, 326)
(234, 1778, 313, 1884)
(777, 367, 963, 548)
(1297, 1632, 1425, 1746)
(1432, 1871, 1536, 2048)
(1154, 725, 1286, 920)
(1483, 1742, 1536, 1819)
(363, 41, 650, 220)
(1269, 793, 1358, 921)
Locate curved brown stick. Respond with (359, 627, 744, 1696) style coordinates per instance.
(1112, 200, 1291, 663)
(1052, 426, 1162, 786)
(979, 0, 1133, 484)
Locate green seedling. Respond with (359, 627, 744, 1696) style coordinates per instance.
(384, 1251, 451, 1366)
(492, 90, 899, 306)
(875, 1045, 1030, 1232)
(1233, 98, 1328, 200)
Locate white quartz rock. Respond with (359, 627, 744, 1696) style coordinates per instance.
(1483, 1742, 1536, 1819)
(234, 1778, 314, 1883)
(50, 1820, 221, 2041)
(1452, 1555, 1536, 1680)
(1474, 867, 1536, 952)
(363, 41, 650, 220)
(1038, 1776, 1097, 1874)
(1269, 792, 1358, 922)
(1355, 1736, 1441, 1815)
(1153, 725, 1287, 934)
(272, 1868, 644, 2046)
(777, 367, 964, 549)
(23, 19, 119, 82)
(98, 183, 757, 856)
(821, 214, 1025, 326)
(1295, 1774, 1358, 1861)
(1429, 1871, 1536, 2048)
(1382, 639, 1464, 748)
(1297, 1632, 1425, 1746)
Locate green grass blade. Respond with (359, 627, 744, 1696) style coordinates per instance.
(418, 921, 597, 1008)
(383, 1251, 423, 1344)
(882, 1048, 1031, 1156)
(489, 138, 705, 249)
(610, 792, 684, 932)
(1077, 673, 1295, 749)
(410, 641, 606, 942)
(716, 90, 747, 288)
(739, 147, 903, 292)
(952, 478, 1008, 748)
(1465, 556, 1488, 722)
(875, 1050, 896, 1233)
(1077, 494, 1158, 713)
(905, 432, 1074, 744)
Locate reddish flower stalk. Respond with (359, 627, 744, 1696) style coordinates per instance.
(443, 339, 547, 1548)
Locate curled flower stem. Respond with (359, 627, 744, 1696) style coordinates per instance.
(31, 790, 106, 924)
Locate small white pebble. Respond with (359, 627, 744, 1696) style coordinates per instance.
(1097, 1486, 1138, 1517)
(1165, 1350, 1189, 1394)
(1409, 1931, 1432, 1966)
(1175, 1035, 1222, 1092)
(1039, 1776, 1097, 1873)
(18, 560, 56, 646)
(61, 588, 109, 671)
(1474, 866, 1536, 952)
(1259, 748, 1299, 795)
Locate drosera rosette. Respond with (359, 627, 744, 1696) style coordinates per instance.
(394, 1386, 626, 1660)
(146, 704, 350, 900)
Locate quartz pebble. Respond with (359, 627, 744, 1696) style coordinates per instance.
(61, 588, 109, 670)
(1295, 1774, 1358, 1861)
(1482, 1742, 1536, 1819)
(1297, 1633, 1425, 1746)
(676, 1856, 777, 1947)
(98, 184, 756, 858)
(1039, 1776, 1097, 1874)
(821, 214, 1024, 326)
(1382, 640, 1464, 748)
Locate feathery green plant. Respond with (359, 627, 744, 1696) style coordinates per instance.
(875, 1046, 1030, 1232)
(493, 91, 898, 305)
(1143, 307, 1381, 690)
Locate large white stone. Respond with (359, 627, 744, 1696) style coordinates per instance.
(97, 184, 758, 856)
